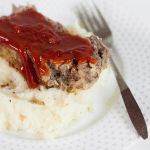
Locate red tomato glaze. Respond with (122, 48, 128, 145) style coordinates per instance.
(0, 8, 96, 88)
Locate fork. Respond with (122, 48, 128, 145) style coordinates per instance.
(76, 1, 148, 140)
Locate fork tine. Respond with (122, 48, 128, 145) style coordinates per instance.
(76, 7, 90, 31)
(92, 13, 102, 30)
(76, 1, 112, 39)
(92, 1, 111, 34)
(81, 5, 96, 32)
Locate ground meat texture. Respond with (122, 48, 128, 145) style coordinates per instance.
(0, 5, 111, 92)
(0, 46, 20, 70)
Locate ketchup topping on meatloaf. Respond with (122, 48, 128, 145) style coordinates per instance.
(0, 8, 96, 88)
(0, 5, 111, 92)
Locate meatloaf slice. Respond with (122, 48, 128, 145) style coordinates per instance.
(0, 4, 111, 92)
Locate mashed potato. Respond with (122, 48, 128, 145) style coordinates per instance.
(0, 24, 110, 139)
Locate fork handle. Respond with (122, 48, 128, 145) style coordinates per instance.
(121, 88, 148, 139)
(110, 54, 148, 139)
(110, 56, 148, 139)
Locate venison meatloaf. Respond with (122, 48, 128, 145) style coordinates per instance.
(0, 5, 111, 92)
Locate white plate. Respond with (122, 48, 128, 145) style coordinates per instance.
(0, 0, 150, 150)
